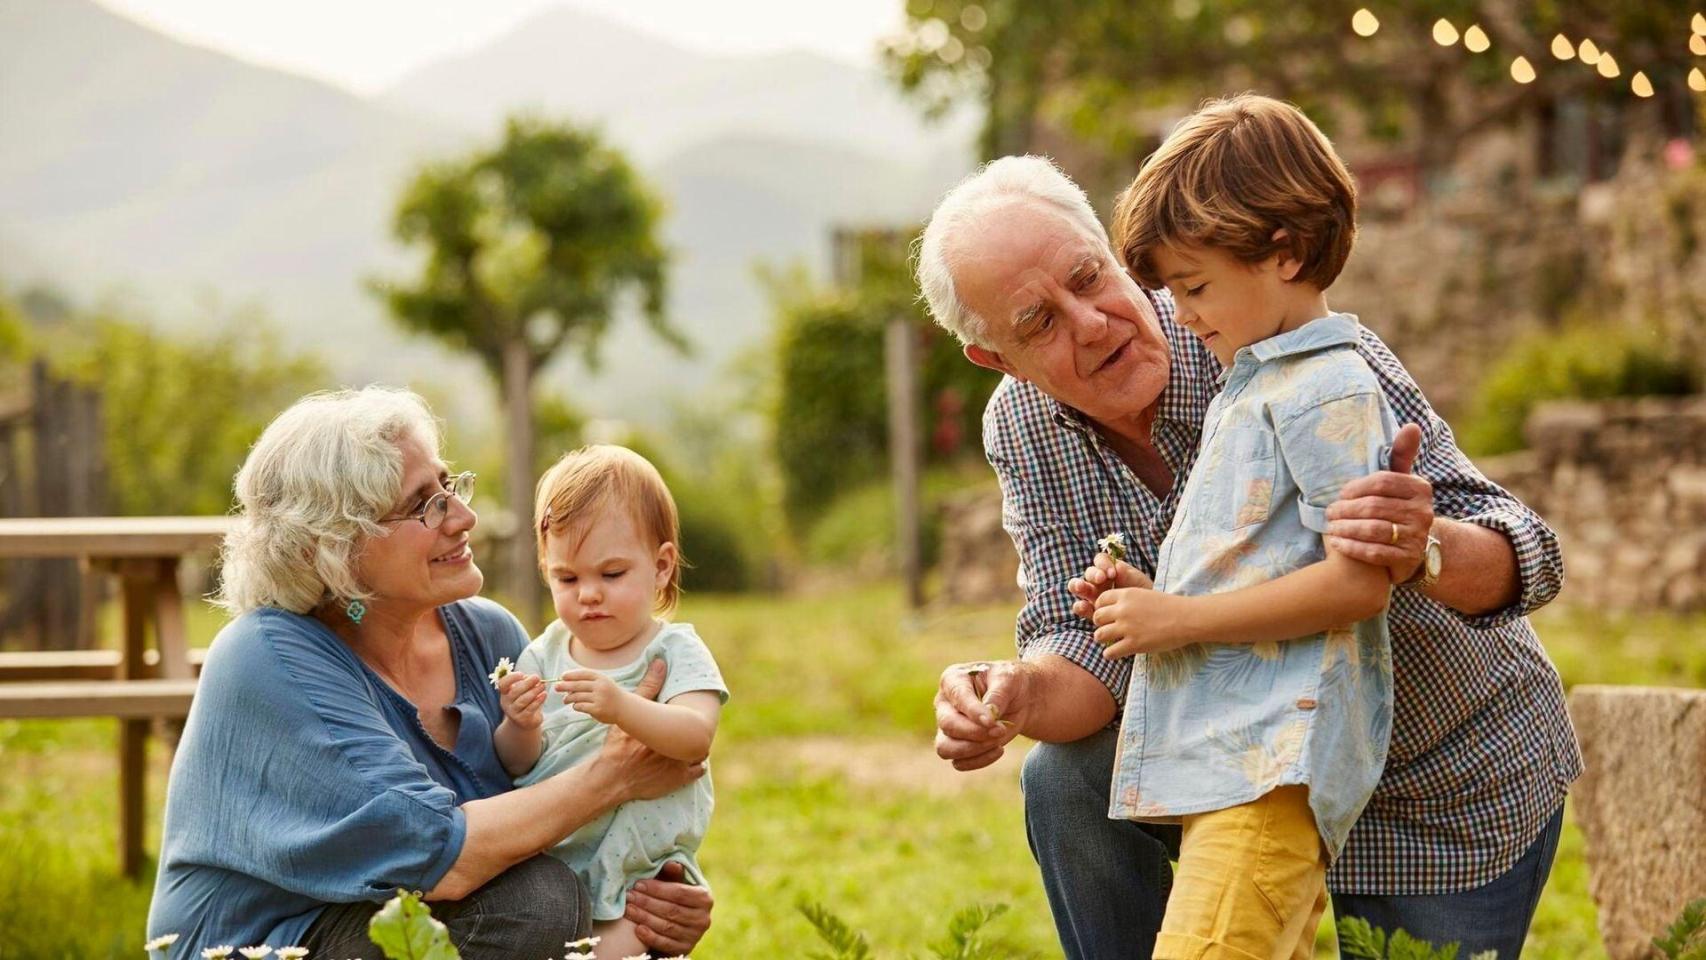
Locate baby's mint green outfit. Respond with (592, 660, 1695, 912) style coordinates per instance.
(513, 621, 728, 920)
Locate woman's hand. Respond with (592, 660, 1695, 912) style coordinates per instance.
(496, 671, 545, 729)
(626, 861, 713, 955)
(588, 659, 704, 804)
(556, 669, 627, 724)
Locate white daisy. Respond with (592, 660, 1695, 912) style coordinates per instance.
(275, 949, 308, 960)
(238, 947, 273, 959)
(202, 948, 235, 960)
(144, 934, 181, 951)
(1096, 531, 1128, 562)
(488, 656, 515, 688)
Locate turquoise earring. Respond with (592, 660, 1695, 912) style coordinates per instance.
(345, 599, 367, 624)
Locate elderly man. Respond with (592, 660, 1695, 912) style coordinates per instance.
(919, 156, 1580, 959)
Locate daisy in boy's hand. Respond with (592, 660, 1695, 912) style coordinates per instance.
(496, 669, 546, 729)
(556, 669, 626, 724)
(1096, 532, 1128, 563)
(487, 656, 514, 689)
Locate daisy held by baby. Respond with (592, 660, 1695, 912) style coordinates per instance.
(492, 445, 728, 960)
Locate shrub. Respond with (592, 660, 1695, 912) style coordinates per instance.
(1459, 321, 1698, 456)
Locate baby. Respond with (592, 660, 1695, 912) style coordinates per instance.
(493, 444, 727, 960)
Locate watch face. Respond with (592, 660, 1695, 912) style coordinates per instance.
(1425, 541, 1443, 577)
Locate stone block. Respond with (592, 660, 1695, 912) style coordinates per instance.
(1567, 686, 1706, 960)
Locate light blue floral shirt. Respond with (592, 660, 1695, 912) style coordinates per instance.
(1109, 314, 1398, 859)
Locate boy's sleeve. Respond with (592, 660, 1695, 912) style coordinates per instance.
(657, 627, 729, 704)
(1274, 371, 1400, 536)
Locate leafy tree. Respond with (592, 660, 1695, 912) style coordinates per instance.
(375, 116, 679, 620)
(884, 0, 1698, 181)
(44, 306, 326, 516)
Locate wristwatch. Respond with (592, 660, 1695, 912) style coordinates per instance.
(1405, 532, 1443, 589)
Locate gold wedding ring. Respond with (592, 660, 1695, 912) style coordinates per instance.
(1390, 522, 1401, 545)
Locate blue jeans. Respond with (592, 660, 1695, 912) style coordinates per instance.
(1022, 729, 1564, 960)
(300, 855, 591, 959)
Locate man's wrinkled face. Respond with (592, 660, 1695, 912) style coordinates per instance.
(951, 199, 1172, 425)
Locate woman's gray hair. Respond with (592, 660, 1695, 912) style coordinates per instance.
(915, 155, 1107, 347)
(215, 386, 441, 615)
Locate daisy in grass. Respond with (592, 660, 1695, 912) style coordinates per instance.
(144, 933, 180, 953)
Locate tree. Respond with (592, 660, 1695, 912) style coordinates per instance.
(884, 0, 1699, 185)
(375, 117, 679, 623)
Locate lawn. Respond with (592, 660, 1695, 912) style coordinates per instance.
(1, 585, 1698, 958)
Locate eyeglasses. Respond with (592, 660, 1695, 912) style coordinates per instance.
(380, 471, 476, 530)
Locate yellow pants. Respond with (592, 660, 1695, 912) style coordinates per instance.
(1153, 786, 1329, 960)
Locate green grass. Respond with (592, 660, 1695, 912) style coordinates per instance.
(3, 587, 1701, 958)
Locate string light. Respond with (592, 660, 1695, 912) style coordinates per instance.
(1598, 52, 1621, 78)
(1578, 39, 1601, 63)
(1433, 19, 1459, 46)
(1463, 25, 1490, 53)
(1510, 55, 1537, 83)
(1631, 71, 1655, 97)
(1691, 67, 1706, 91)
(1351, 8, 1379, 37)
(1551, 34, 1574, 60)
(1692, 33, 1706, 56)
(1695, 12, 1706, 34)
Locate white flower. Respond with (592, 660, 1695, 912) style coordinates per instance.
(1096, 532, 1128, 562)
(202, 948, 235, 960)
(238, 948, 273, 959)
(488, 656, 515, 688)
(145, 934, 181, 951)
(565, 937, 601, 950)
(565, 953, 595, 960)
(275, 949, 308, 960)
(620, 954, 652, 960)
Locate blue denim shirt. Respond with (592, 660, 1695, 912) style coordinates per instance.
(145, 597, 528, 954)
(1109, 314, 1398, 860)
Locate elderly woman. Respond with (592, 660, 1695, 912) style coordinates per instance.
(145, 387, 713, 957)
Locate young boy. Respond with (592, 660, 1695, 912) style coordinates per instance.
(1093, 94, 1400, 958)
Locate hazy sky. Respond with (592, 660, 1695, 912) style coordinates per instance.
(98, 0, 907, 95)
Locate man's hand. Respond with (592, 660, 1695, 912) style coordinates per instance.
(1067, 553, 1154, 620)
(1091, 582, 1193, 658)
(1325, 422, 1433, 582)
(627, 860, 712, 956)
(934, 659, 1033, 771)
(496, 671, 546, 729)
(557, 668, 627, 724)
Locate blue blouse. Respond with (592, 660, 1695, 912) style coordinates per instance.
(145, 597, 528, 954)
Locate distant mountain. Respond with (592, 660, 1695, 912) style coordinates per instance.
(382, 5, 977, 166)
(0, 0, 977, 428)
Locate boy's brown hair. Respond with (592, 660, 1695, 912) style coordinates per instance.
(1112, 94, 1358, 291)
(534, 444, 683, 614)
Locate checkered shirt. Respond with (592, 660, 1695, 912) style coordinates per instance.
(985, 288, 1583, 894)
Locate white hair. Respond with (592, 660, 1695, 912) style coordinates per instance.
(215, 386, 442, 615)
(915, 155, 1108, 347)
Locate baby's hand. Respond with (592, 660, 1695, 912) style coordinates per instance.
(497, 671, 546, 729)
(557, 669, 627, 724)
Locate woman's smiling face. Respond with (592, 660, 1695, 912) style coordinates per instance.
(353, 430, 482, 612)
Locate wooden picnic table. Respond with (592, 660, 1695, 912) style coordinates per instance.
(0, 516, 233, 876)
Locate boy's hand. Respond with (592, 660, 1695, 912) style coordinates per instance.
(1068, 554, 1154, 620)
(496, 671, 546, 729)
(557, 669, 627, 724)
(1091, 581, 1193, 658)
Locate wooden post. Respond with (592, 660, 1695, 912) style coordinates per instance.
(832, 226, 925, 609)
(503, 338, 541, 630)
(119, 566, 151, 878)
(885, 318, 924, 609)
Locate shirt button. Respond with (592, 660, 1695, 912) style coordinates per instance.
(1296, 697, 1318, 710)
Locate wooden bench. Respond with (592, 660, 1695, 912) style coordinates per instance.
(0, 678, 199, 879)
(0, 648, 208, 681)
(1, 515, 230, 877)
(0, 678, 198, 719)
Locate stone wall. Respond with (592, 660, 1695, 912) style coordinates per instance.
(1482, 397, 1706, 612)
